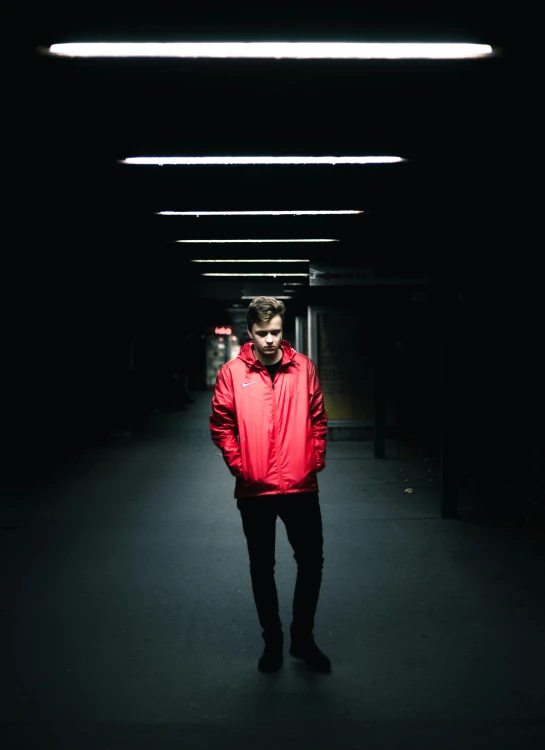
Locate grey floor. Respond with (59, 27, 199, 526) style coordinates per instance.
(2, 392, 545, 749)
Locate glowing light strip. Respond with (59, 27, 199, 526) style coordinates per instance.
(176, 239, 337, 243)
(242, 296, 292, 299)
(47, 43, 493, 59)
(123, 156, 402, 165)
(191, 259, 309, 262)
(158, 210, 363, 215)
(202, 273, 309, 277)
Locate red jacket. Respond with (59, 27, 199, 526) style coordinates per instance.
(210, 339, 328, 498)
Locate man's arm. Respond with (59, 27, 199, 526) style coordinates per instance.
(210, 366, 244, 478)
(308, 361, 328, 472)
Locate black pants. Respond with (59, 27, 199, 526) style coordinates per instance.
(237, 492, 324, 638)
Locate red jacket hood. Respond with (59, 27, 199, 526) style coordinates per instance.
(237, 339, 298, 371)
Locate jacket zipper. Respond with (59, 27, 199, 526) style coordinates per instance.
(270, 372, 286, 494)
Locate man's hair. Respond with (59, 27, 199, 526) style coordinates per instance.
(246, 296, 286, 333)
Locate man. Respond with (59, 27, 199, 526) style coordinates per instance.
(210, 297, 331, 673)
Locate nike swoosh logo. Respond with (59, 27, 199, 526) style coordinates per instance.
(242, 381, 255, 387)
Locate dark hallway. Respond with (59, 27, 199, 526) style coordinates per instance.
(2, 393, 545, 748)
(3, 2, 543, 748)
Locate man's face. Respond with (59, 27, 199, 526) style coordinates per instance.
(248, 314, 283, 361)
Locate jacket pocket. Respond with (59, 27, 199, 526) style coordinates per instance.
(230, 454, 245, 479)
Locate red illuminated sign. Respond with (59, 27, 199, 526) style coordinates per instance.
(215, 326, 232, 335)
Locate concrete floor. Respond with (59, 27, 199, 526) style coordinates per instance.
(2, 391, 545, 749)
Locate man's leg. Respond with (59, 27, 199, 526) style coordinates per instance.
(278, 492, 331, 672)
(237, 496, 282, 637)
(278, 492, 324, 639)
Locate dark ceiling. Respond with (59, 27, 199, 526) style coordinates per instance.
(7, 2, 516, 324)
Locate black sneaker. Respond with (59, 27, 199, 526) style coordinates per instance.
(289, 635, 332, 673)
(258, 632, 284, 673)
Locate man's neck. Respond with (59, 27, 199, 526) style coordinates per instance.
(253, 346, 283, 366)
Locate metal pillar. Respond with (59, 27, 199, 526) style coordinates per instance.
(295, 315, 306, 355)
(440, 288, 459, 518)
(374, 334, 387, 459)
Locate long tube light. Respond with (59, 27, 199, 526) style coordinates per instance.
(158, 210, 363, 216)
(123, 156, 403, 165)
(176, 239, 337, 243)
(202, 273, 309, 277)
(46, 43, 494, 59)
(191, 259, 310, 262)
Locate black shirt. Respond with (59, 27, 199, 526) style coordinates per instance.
(264, 359, 282, 383)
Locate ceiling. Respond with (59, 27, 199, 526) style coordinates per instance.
(7, 2, 515, 327)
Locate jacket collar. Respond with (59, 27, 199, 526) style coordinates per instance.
(238, 339, 297, 370)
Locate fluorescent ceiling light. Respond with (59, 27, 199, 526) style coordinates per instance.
(202, 273, 309, 277)
(123, 156, 403, 165)
(158, 210, 363, 215)
(177, 239, 337, 243)
(47, 43, 493, 59)
(242, 296, 292, 300)
(191, 259, 309, 263)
